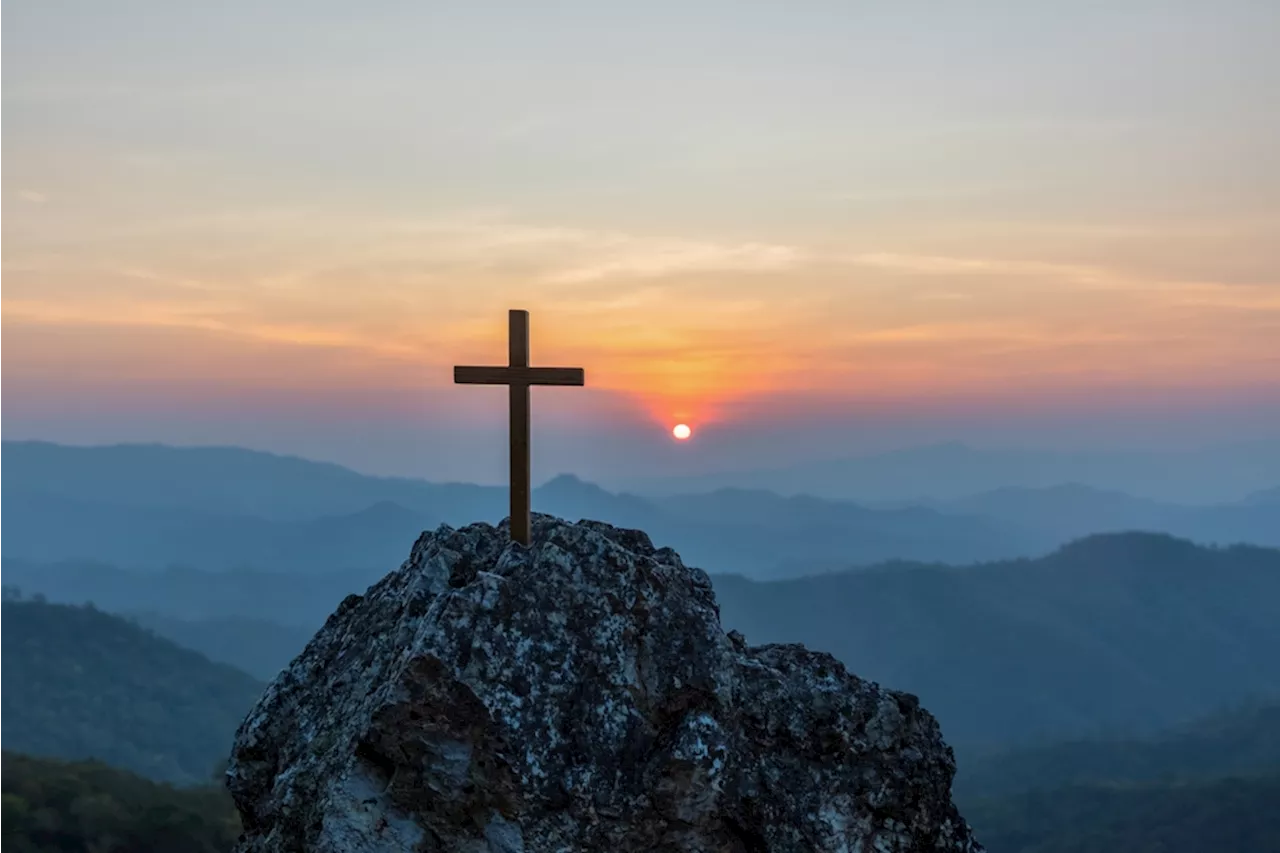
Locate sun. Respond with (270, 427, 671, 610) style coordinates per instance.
(672, 423, 693, 441)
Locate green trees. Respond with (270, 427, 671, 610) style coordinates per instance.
(714, 534, 1280, 747)
(1, 600, 264, 785)
(966, 774, 1280, 853)
(958, 701, 1280, 851)
(1, 752, 240, 853)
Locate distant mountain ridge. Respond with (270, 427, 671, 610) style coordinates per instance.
(1, 441, 1033, 577)
(3, 486, 435, 575)
(933, 482, 1280, 546)
(1, 440, 493, 521)
(625, 439, 1280, 504)
(1, 558, 367, 628)
(6, 441, 1278, 580)
(1245, 485, 1280, 506)
(123, 612, 317, 682)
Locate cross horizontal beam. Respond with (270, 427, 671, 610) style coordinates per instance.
(453, 365, 585, 387)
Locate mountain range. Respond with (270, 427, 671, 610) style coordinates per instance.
(3, 594, 1279, 853)
(4, 441, 1278, 579)
(622, 439, 1280, 504)
(0, 441, 1030, 577)
(12, 532, 1280, 752)
(926, 481, 1280, 545)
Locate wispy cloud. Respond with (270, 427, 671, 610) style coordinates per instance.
(825, 181, 1041, 204)
(843, 252, 1113, 283)
(540, 240, 805, 284)
(1, 298, 424, 361)
(246, 212, 810, 286)
(5, 204, 1278, 421)
(913, 291, 973, 301)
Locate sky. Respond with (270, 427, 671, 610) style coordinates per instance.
(4, 0, 1279, 484)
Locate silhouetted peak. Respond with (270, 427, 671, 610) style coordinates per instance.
(891, 441, 973, 459)
(1244, 486, 1280, 507)
(536, 472, 611, 497)
(337, 500, 419, 521)
(1049, 531, 1202, 565)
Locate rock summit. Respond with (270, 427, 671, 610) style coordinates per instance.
(228, 515, 982, 852)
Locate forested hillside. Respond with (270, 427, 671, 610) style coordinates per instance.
(11, 533, 1280, 750)
(0, 599, 264, 785)
(714, 533, 1280, 746)
(7, 703, 1280, 853)
(954, 700, 1280, 850)
(1, 752, 240, 853)
(956, 700, 1280, 799)
(968, 773, 1280, 853)
(6, 539, 1280, 850)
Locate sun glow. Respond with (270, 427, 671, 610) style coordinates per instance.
(672, 423, 693, 441)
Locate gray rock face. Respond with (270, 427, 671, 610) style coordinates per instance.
(228, 515, 982, 852)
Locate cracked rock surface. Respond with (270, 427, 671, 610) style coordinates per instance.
(227, 515, 983, 852)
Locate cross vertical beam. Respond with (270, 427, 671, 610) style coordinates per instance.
(508, 310, 531, 546)
(453, 309, 586, 546)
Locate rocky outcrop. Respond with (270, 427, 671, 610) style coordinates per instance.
(228, 515, 982, 852)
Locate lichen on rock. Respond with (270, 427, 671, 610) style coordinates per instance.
(227, 514, 983, 852)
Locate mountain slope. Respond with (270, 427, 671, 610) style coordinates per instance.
(1, 440, 450, 521)
(0, 599, 264, 785)
(2, 488, 436, 573)
(712, 533, 1280, 746)
(967, 772, 1280, 853)
(1, 751, 240, 853)
(1245, 485, 1280, 506)
(955, 700, 1280, 800)
(1, 559, 368, 626)
(125, 612, 316, 681)
(958, 700, 1280, 850)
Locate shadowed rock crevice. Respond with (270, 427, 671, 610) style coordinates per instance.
(227, 514, 982, 852)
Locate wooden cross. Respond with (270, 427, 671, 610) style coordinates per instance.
(454, 310, 585, 546)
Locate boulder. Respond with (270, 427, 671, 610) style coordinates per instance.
(228, 515, 981, 852)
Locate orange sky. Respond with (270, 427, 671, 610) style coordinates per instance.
(5, 210, 1277, 431)
(3, 1, 1279, 475)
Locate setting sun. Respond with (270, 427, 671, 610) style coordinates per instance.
(672, 423, 693, 441)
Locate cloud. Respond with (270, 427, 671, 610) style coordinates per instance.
(18, 190, 47, 203)
(5, 205, 1277, 419)
(825, 181, 1040, 204)
(299, 213, 810, 285)
(843, 252, 1112, 283)
(0, 298, 422, 362)
(539, 240, 805, 284)
(913, 291, 973, 301)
